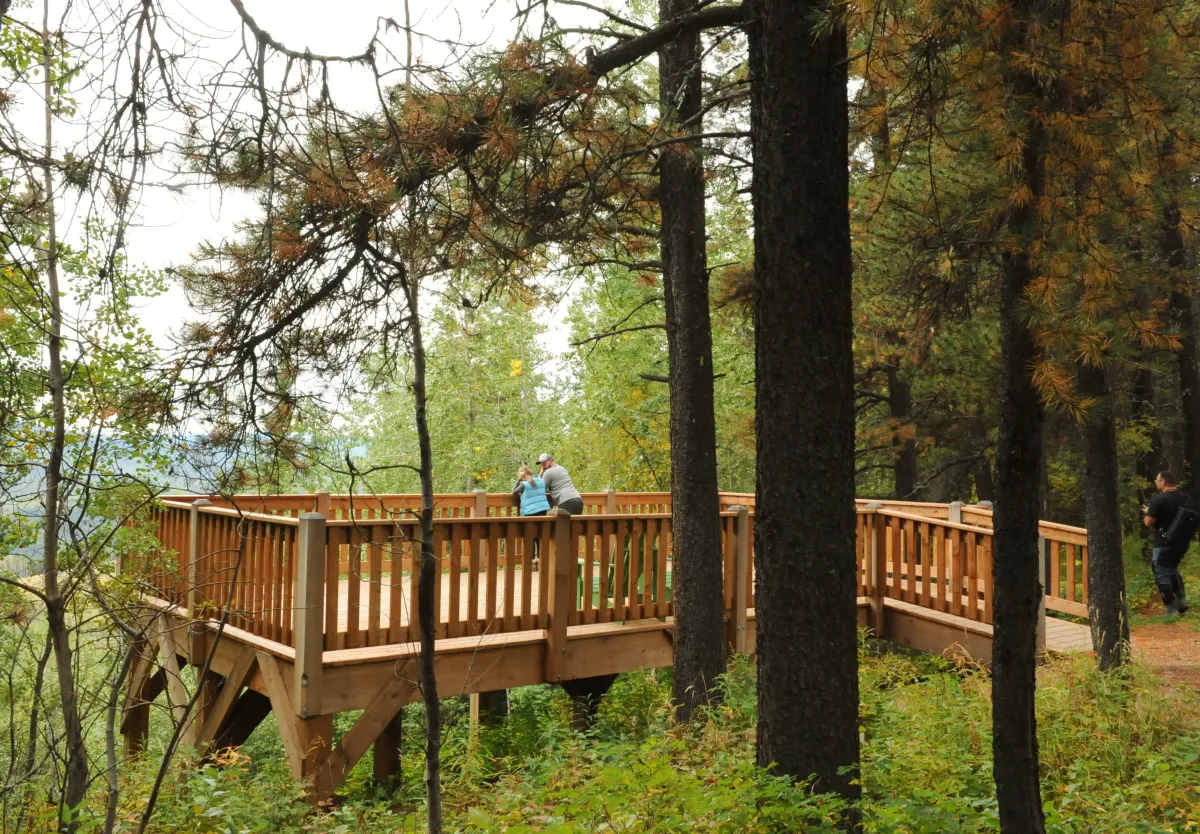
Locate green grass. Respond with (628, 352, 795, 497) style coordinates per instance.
(98, 640, 1200, 834)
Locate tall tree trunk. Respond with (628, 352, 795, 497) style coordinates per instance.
(1131, 363, 1161, 559)
(887, 364, 917, 499)
(406, 276, 442, 834)
(748, 0, 860, 811)
(992, 7, 1049, 828)
(1170, 288, 1200, 494)
(1077, 363, 1130, 670)
(40, 12, 87, 828)
(659, 0, 726, 722)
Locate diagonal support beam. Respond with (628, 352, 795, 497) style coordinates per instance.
(256, 651, 303, 777)
(196, 647, 258, 749)
(323, 661, 417, 793)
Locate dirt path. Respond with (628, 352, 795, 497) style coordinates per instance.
(1132, 586, 1200, 688)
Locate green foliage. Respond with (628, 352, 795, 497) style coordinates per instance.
(96, 647, 1198, 834)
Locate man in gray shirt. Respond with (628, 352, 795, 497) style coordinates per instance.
(538, 453, 584, 514)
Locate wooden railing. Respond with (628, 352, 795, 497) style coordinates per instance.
(133, 492, 1087, 662)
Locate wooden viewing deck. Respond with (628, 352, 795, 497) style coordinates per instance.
(121, 490, 1093, 798)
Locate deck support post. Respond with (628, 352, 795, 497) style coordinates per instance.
(727, 505, 750, 654)
(372, 713, 403, 786)
(294, 512, 326, 719)
(1036, 534, 1048, 661)
(561, 674, 617, 732)
(604, 487, 616, 514)
(866, 504, 887, 638)
(546, 508, 573, 681)
(298, 714, 336, 798)
(315, 490, 331, 518)
(187, 498, 213, 664)
(469, 690, 509, 726)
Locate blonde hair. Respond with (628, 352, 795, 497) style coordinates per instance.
(517, 464, 536, 485)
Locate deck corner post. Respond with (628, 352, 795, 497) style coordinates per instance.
(473, 489, 488, 519)
(1036, 534, 1048, 661)
(729, 505, 750, 654)
(975, 500, 993, 510)
(604, 487, 616, 514)
(187, 498, 213, 663)
(948, 501, 964, 525)
(865, 503, 887, 638)
(546, 508, 573, 681)
(295, 512, 327, 718)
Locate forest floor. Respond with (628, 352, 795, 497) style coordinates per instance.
(1130, 559, 1200, 690)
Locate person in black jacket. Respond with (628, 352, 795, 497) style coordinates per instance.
(1143, 470, 1191, 614)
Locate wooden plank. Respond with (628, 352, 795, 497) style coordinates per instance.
(325, 526, 343, 650)
(388, 531, 406, 644)
(598, 518, 612, 623)
(197, 647, 258, 747)
(1066, 542, 1077, 604)
(583, 519, 596, 625)
(486, 522, 500, 633)
(631, 517, 644, 617)
(449, 523, 465, 638)
(1050, 536, 1061, 600)
(661, 517, 673, 618)
(889, 518, 901, 599)
(432, 525, 447, 639)
(1081, 545, 1089, 605)
(950, 529, 964, 618)
(520, 523, 534, 631)
(981, 538, 993, 624)
(933, 525, 945, 612)
(612, 518, 626, 622)
(539, 519, 551, 628)
(966, 533, 979, 621)
(918, 522, 931, 608)
(257, 651, 304, 778)
(409, 524, 423, 642)
(346, 528, 363, 649)
(468, 521, 482, 636)
(745, 514, 755, 609)
(368, 527, 383, 646)
(905, 520, 916, 603)
(504, 522, 518, 633)
(267, 524, 281, 642)
(282, 526, 296, 646)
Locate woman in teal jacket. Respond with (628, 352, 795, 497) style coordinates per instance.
(512, 464, 551, 516)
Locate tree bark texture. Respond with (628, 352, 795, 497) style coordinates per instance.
(407, 277, 442, 834)
(1131, 364, 1161, 559)
(1170, 289, 1200, 494)
(992, 8, 1049, 827)
(659, 0, 726, 722)
(748, 0, 860, 807)
(1077, 363, 1130, 670)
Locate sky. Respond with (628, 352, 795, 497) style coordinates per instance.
(36, 0, 595, 379)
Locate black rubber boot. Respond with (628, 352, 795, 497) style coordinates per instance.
(1159, 583, 1181, 615)
(1172, 575, 1189, 614)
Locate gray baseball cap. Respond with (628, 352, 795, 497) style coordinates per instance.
(537, 453, 553, 463)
